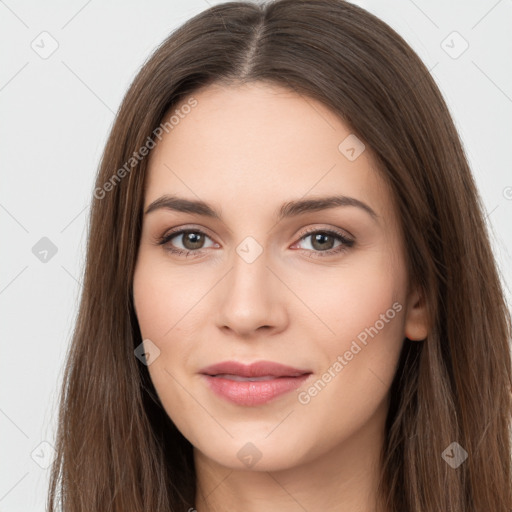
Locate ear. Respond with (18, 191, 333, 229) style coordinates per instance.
(404, 287, 429, 341)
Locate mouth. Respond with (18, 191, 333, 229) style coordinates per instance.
(199, 360, 312, 406)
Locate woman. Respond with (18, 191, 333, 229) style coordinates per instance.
(47, 1, 512, 511)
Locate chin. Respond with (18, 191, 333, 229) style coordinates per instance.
(192, 432, 312, 472)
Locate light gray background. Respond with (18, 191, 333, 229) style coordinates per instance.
(1, 0, 511, 510)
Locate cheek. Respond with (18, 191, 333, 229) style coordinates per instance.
(132, 255, 208, 341)
(288, 250, 405, 346)
(338, 268, 403, 345)
(132, 255, 213, 391)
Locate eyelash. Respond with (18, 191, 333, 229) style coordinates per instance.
(155, 226, 355, 259)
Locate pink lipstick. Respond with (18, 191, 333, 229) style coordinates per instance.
(199, 360, 312, 406)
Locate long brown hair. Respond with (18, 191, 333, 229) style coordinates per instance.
(47, 1, 512, 510)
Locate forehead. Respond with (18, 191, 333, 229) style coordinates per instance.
(145, 81, 392, 222)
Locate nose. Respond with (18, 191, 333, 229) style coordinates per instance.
(214, 244, 288, 338)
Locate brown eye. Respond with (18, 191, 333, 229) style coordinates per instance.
(294, 228, 355, 258)
(156, 228, 217, 257)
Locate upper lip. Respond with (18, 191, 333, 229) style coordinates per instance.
(199, 360, 311, 378)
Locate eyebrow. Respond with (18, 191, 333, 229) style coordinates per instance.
(144, 194, 378, 222)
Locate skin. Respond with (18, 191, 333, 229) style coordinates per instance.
(132, 81, 428, 512)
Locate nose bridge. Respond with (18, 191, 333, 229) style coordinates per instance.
(228, 236, 273, 305)
(215, 235, 286, 334)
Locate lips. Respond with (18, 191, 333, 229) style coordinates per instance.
(199, 360, 312, 406)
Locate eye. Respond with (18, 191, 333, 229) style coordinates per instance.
(156, 228, 218, 258)
(292, 227, 354, 258)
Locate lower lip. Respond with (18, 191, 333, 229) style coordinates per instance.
(201, 374, 311, 406)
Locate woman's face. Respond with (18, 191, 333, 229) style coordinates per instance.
(132, 81, 427, 472)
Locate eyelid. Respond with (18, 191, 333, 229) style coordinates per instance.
(159, 223, 217, 241)
(296, 224, 354, 242)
